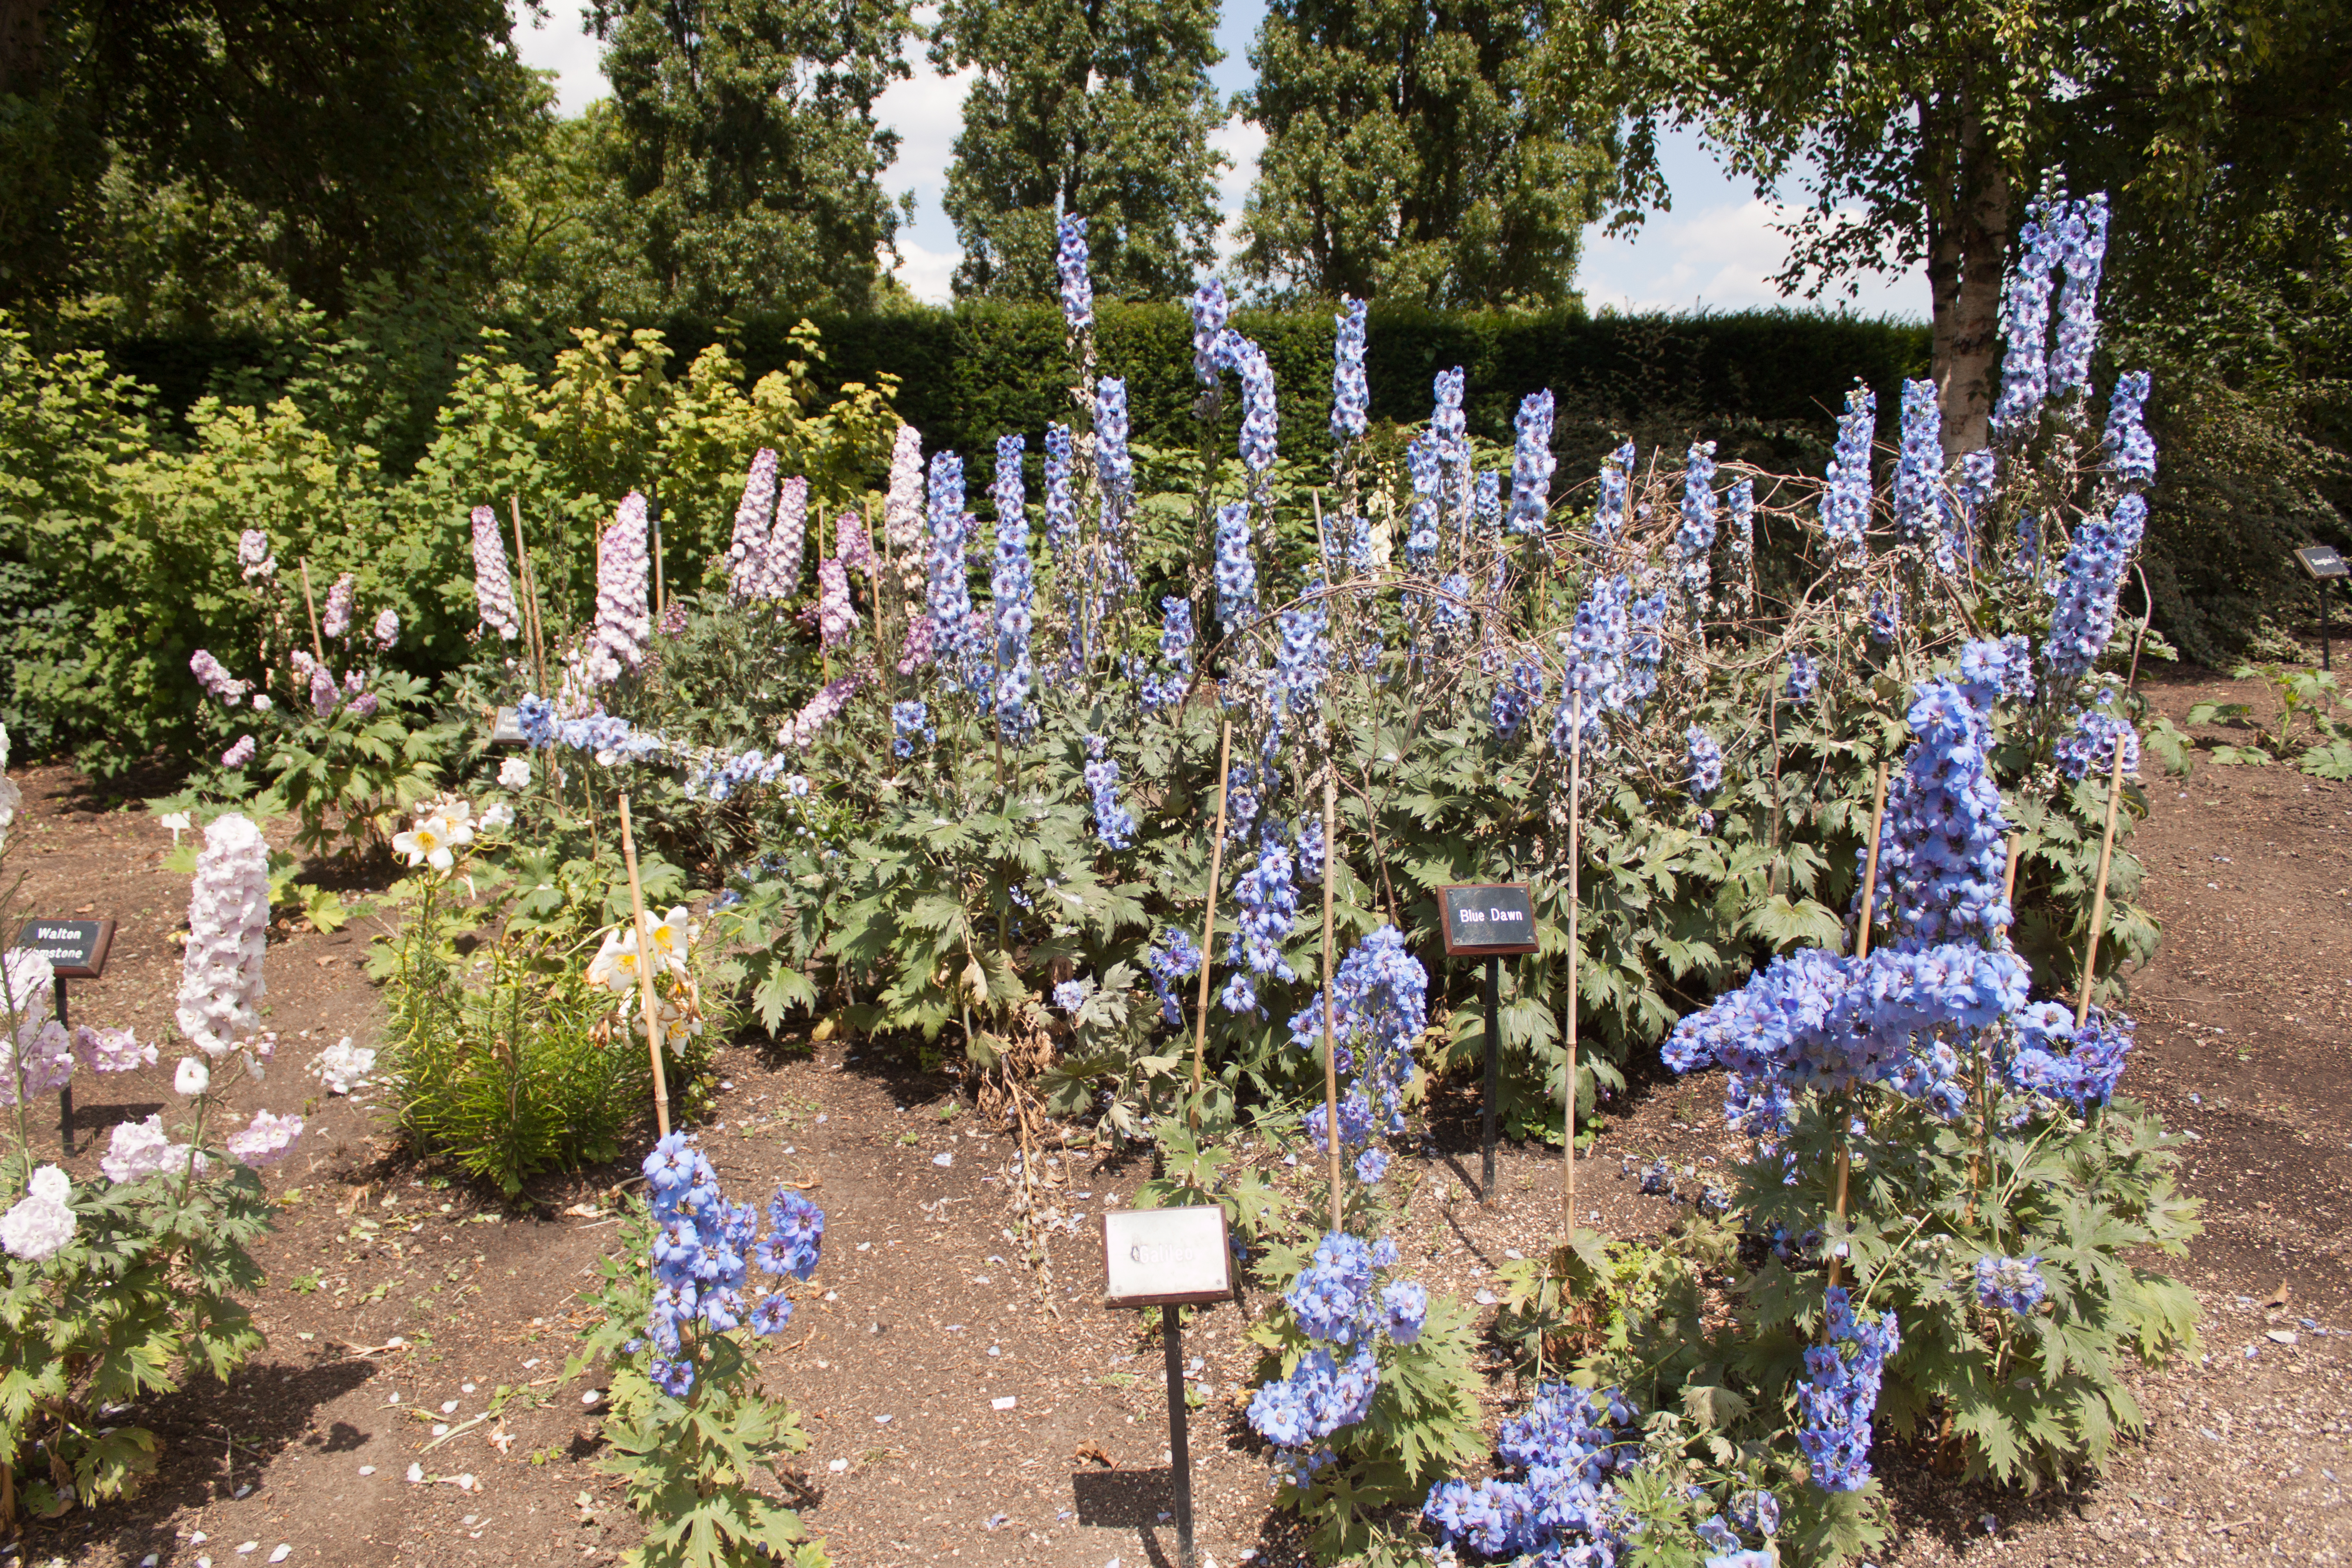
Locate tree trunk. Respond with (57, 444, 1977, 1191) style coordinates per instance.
(1930, 94, 2010, 457)
(0, 0, 46, 96)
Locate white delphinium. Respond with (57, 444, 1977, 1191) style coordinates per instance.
(175, 813, 270, 1058)
(99, 1114, 205, 1183)
(479, 801, 514, 833)
(497, 756, 532, 790)
(0, 1165, 76, 1261)
(1, 949, 75, 1104)
(175, 1057, 209, 1096)
(310, 1036, 377, 1095)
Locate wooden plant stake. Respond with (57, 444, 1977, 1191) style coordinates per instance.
(1319, 772, 1342, 1233)
(652, 505, 667, 621)
(297, 558, 327, 663)
(617, 794, 673, 1138)
(2075, 739, 2130, 1027)
(509, 496, 550, 695)
(1561, 692, 1583, 1244)
(1188, 721, 1235, 1128)
(1828, 761, 1890, 1292)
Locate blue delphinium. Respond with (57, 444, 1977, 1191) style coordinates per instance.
(2102, 370, 2156, 491)
(1686, 727, 1723, 799)
(1042, 422, 1077, 562)
(1677, 440, 1718, 605)
(1082, 734, 1135, 849)
(1992, 196, 2065, 440)
(1507, 391, 1557, 535)
(1295, 814, 1325, 884)
(1473, 469, 1502, 533)
(2055, 690, 2139, 780)
(1954, 447, 1999, 564)
(1140, 596, 1196, 712)
(2043, 493, 2148, 685)
(925, 451, 979, 677)
(1249, 1229, 1429, 1485)
(991, 433, 1034, 740)
(1146, 928, 1202, 1026)
(2006, 1001, 2133, 1110)
(1266, 585, 1331, 733)
(1797, 1287, 1900, 1492)
(1096, 378, 1134, 537)
(1975, 1253, 2048, 1315)
(1229, 833, 1300, 982)
(1331, 296, 1369, 441)
(1873, 670, 2013, 946)
(1054, 213, 1093, 337)
(1726, 477, 1755, 593)
(1730, 1490, 1780, 1539)
(1491, 657, 1545, 741)
(1287, 925, 1425, 1158)
(1595, 439, 1635, 555)
(1432, 367, 1469, 494)
(1894, 378, 1946, 568)
(1405, 431, 1442, 567)
(1784, 651, 1819, 704)
(1191, 278, 1229, 387)
(1214, 500, 1257, 630)
(1820, 385, 1876, 561)
(1551, 571, 1635, 751)
(1868, 588, 1901, 645)
(890, 700, 933, 758)
(1052, 979, 1086, 1013)
(1423, 1382, 1642, 1562)
(1234, 337, 1279, 476)
(2049, 193, 2108, 398)
(639, 1132, 825, 1397)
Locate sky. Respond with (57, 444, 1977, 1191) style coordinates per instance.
(508, 1, 1926, 320)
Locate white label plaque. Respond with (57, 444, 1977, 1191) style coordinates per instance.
(1100, 1205, 1232, 1307)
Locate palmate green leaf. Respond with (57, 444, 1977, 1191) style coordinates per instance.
(2300, 739, 2352, 780)
(1738, 892, 1845, 952)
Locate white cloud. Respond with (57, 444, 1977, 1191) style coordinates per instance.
(509, 2, 607, 117)
(1580, 196, 1927, 320)
(889, 236, 964, 305)
(1208, 114, 1266, 267)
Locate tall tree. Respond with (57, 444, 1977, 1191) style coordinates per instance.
(588, 0, 912, 317)
(1237, 0, 1607, 309)
(0, 0, 539, 323)
(930, 0, 1226, 302)
(1540, 0, 2316, 452)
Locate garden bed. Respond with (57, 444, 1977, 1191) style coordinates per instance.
(4, 662, 2348, 1566)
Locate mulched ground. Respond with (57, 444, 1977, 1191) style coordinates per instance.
(8, 659, 2352, 1567)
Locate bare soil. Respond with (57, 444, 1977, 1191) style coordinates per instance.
(8, 660, 2352, 1567)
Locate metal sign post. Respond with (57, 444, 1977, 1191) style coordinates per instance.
(12, 920, 114, 1153)
(1437, 884, 1540, 1203)
(2296, 546, 2350, 671)
(1100, 1205, 1233, 1568)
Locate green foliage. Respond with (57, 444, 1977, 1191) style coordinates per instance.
(568, 1204, 831, 1568)
(932, 0, 1227, 301)
(2176, 663, 2352, 780)
(1239, 0, 1610, 309)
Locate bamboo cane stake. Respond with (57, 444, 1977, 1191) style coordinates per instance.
(509, 496, 549, 694)
(618, 794, 672, 1138)
(2075, 739, 2130, 1027)
(1828, 761, 1890, 1291)
(1562, 692, 1583, 1243)
(298, 559, 327, 663)
(1188, 721, 1235, 1128)
(652, 504, 667, 621)
(1320, 772, 1342, 1233)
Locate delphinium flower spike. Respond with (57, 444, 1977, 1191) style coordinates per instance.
(470, 505, 521, 638)
(1797, 1288, 1900, 1491)
(1054, 213, 1093, 339)
(322, 574, 354, 640)
(1893, 379, 1946, 568)
(1330, 297, 1368, 441)
(2102, 371, 2156, 491)
(176, 812, 271, 1058)
(2049, 193, 2108, 398)
(925, 452, 979, 683)
(727, 448, 780, 600)
(884, 424, 926, 593)
(588, 492, 652, 684)
(1676, 441, 1717, 609)
(2042, 494, 2148, 686)
(768, 476, 808, 599)
(991, 433, 1034, 741)
(1191, 279, 1229, 387)
(1594, 440, 1634, 556)
(1819, 386, 1876, 564)
(1506, 391, 1556, 535)
(1726, 477, 1756, 607)
(1214, 501, 1257, 632)
(1082, 734, 1135, 849)
(1991, 196, 2063, 441)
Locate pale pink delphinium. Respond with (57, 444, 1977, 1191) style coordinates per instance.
(221, 735, 256, 768)
(190, 649, 248, 705)
(322, 574, 355, 639)
(836, 508, 876, 578)
(470, 505, 520, 639)
(0, 949, 74, 1106)
(767, 475, 809, 598)
(225, 1108, 303, 1168)
(816, 559, 857, 649)
(589, 492, 651, 684)
(883, 424, 924, 593)
(372, 608, 399, 650)
(729, 449, 780, 600)
(237, 529, 277, 583)
(175, 813, 270, 1059)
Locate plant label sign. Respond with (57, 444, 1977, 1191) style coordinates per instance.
(1099, 1205, 1232, 1307)
(2296, 545, 2349, 581)
(490, 706, 528, 746)
(12, 919, 114, 980)
(1438, 883, 1539, 956)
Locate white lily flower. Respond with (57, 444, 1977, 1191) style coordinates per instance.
(392, 816, 458, 872)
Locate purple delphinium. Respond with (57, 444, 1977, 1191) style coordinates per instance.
(1506, 391, 1556, 535)
(1054, 213, 1093, 338)
(1820, 386, 1876, 562)
(1991, 196, 2064, 441)
(1330, 297, 1369, 441)
(2102, 371, 2156, 491)
(2050, 193, 2109, 398)
(2043, 494, 2148, 685)
(991, 434, 1034, 740)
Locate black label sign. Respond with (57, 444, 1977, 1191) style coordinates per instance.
(12, 919, 114, 980)
(490, 706, 528, 746)
(2296, 545, 2349, 581)
(1438, 884, 1539, 956)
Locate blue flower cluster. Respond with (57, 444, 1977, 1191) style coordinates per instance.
(1956, 633, 2036, 705)
(1266, 586, 1331, 739)
(638, 1132, 824, 1398)
(1214, 500, 1257, 630)
(1052, 979, 1086, 1013)
(1054, 213, 1092, 335)
(1727, 477, 1755, 588)
(1043, 422, 1077, 561)
(1096, 378, 1134, 538)
(925, 452, 979, 679)
(890, 700, 933, 758)
(2042, 493, 2148, 685)
(1405, 432, 1442, 567)
(1820, 385, 1876, 560)
(1330, 297, 1369, 440)
(1432, 367, 1469, 477)
(1145, 927, 1202, 1026)
(1474, 469, 1502, 533)
(1872, 669, 2013, 947)
(1423, 1382, 1641, 1561)
(1868, 588, 1901, 646)
(1491, 657, 1545, 741)
(1230, 337, 1279, 475)
(2103, 370, 2156, 490)
(1974, 1253, 2047, 1315)
(1228, 831, 1300, 984)
(1295, 814, 1325, 883)
(1954, 447, 1999, 563)
(1248, 1231, 1428, 1474)
(1595, 440, 1635, 555)
(1140, 596, 1196, 712)
(2055, 690, 2139, 781)
(2049, 192, 2109, 397)
(1797, 1287, 1899, 1492)
(1191, 278, 1228, 387)
(1992, 197, 2064, 440)
(2006, 1001, 2133, 1112)
(1287, 925, 1425, 1158)
(518, 695, 667, 764)
(687, 745, 797, 801)
(1507, 391, 1556, 535)
(1784, 652, 1819, 705)
(1686, 727, 1723, 799)
(1081, 734, 1135, 849)
(1894, 378, 1946, 566)
(992, 434, 1035, 741)
(1677, 441, 1718, 605)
